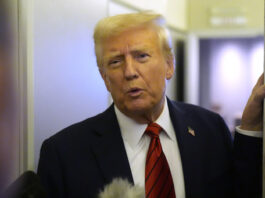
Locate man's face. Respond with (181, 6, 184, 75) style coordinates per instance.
(100, 26, 174, 122)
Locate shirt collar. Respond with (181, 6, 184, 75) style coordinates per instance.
(114, 98, 175, 149)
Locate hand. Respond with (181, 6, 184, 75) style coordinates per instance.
(240, 73, 265, 131)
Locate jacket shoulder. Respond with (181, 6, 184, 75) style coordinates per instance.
(43, 105, 115, 145)
(169, 100, 221, 118)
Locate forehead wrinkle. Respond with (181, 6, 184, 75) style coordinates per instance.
(103, 42, 155, 60)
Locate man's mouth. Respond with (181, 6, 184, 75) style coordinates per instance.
(127, 88, 143, 97)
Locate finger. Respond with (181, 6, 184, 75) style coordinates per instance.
(252, 73, 264, 92)
(253, 84, 265, 103)
(256, 73, 264, 87)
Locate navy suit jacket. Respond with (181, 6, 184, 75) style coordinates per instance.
(37, 99, 262, 198)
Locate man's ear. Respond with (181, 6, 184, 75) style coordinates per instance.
(99, 67, 111, 92)
(166, 55, 174, 80)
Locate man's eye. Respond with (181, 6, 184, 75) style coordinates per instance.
(136, 53, 150, 62)
(108, 59, 122, 67)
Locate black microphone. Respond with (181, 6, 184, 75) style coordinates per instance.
(2, 171, 46, 198)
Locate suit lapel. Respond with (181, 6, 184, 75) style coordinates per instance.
(90, 105, 134, 185)
(167, 99, 204, 198)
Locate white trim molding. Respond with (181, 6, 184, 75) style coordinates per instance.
(18, 0, 34, 172)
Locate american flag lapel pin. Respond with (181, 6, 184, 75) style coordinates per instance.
(187, 126, 195, 136)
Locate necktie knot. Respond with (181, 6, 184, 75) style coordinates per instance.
(145, 123, 161, 138)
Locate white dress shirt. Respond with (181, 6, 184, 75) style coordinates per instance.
(236, 126, 263, 138)
(114, 99, 262, 198)
(114, 100, 186, 198)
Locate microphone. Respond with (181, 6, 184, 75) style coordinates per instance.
(98, 178, 144, 198)
(2, 171, 46, 198)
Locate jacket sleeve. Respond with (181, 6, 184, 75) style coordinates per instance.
(233, 132, 262, 198)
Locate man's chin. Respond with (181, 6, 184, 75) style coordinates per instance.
(123, 103, 155, 116)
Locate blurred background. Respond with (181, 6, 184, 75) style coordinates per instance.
(0, 0, 19, 193)
(1, 0, 264, 192)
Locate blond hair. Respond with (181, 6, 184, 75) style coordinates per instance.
(93, 12, 174, 67)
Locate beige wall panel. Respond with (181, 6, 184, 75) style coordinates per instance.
(166, 0, 187, 30)
(188, 0, 264, 31)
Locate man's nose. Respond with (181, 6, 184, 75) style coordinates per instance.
(124, 56, 138, 80)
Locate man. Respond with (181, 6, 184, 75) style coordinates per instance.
(38, 13, 263, 198)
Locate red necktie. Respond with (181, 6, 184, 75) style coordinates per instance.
(145, 123, 176, 198)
